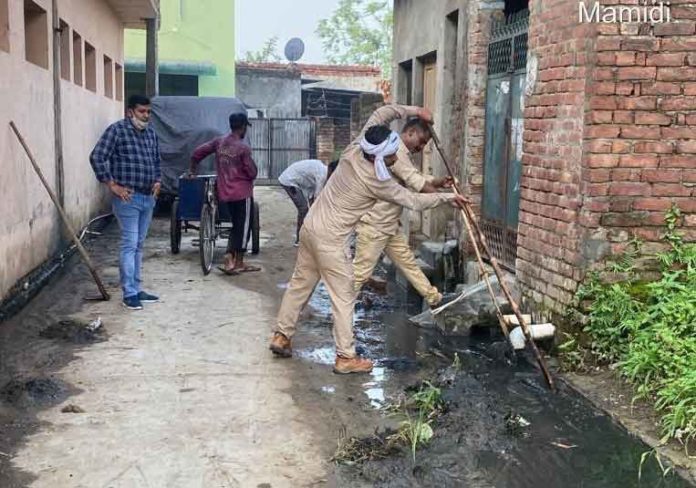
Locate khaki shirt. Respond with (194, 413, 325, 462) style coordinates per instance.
(358, 105, 436, 235)
(303, 142, 453, 245)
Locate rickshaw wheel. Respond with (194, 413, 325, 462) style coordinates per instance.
(170, 199, 182, 254)
(199, 203, 216, 275)
(251, 201, 260, 255)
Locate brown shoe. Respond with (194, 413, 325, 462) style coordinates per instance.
(269, 332, 292, 358)
(333, 356, 373, 374)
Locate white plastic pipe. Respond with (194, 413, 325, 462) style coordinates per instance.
(509, 323, 556, 350)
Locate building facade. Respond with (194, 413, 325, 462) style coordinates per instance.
(124, 0, 235, 98)
(0, 0, 157, 303)
(392, 0, 696, 315)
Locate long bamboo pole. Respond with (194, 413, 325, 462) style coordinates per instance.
(428, 125, 555, 390)
(10, 122, 110, 301)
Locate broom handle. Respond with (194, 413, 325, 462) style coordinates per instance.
(428, 125, 555, 391)
(10, 121, 111, 301)
(448, 191, 509, 338)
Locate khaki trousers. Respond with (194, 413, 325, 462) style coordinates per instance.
(275, 227, 357, 358)
(353, 222, 440, 306)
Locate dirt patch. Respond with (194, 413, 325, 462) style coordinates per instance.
(39, 319, 106, 344)
(0, 378, 70, 409)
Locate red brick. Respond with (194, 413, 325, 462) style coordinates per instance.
(660, 155, 696, 168)
(588, 154, 619, 168)
(685, 83, 696, 96)
(653, 183, 691, 197)
(620, 154, 659, 167)
(657, 67, 696, 81)
(617, 67, 657, 80)
(594, 82, 615, 95)
(660, 97, 696, 111)
(612, 169, 642, 182)
(587, 183, 610, 196)
(672, 6, 696, 20)
(616, 82, 637, 95)
(654, 22, 696, 37)
(633, 198, 673, 211)
(643, 170, 682, 183)
(587, 139, 613, 153)
(662, 127, 696, 139)
(615, 52, 636, 66)
(590, 96, 618, 110)
(641, 82, 681, 96)
(601, 212, 650, 226)
(634, 141, 674, 154)
(616, 97, 657, 110)
(660, 38, 696, 52)
(594, 68, 616, 81)
(612, 140, 632, 154)
(609, 182, 649, 196)
(588, 125, 621, 138)
(620, 126, 661, 139)
(646, 53, 687, 67)
(590, 111, 613, 124)
(690, 54, 696, 67)
(587, 169, 611, 183)
(597, 37, 622, 51)
(597, 52, 616, 66)
(677, 140, 696, 153)
(687, 114, 696, 125)
(613, 111, 634, 124)
(621, 38, 659, 52)
(634, 112, 672, 125)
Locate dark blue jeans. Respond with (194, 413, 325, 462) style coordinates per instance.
(112, 193, 155, 298)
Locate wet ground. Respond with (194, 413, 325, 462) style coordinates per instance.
(294, 275, 694, 487)
(0, 187, 693, 487)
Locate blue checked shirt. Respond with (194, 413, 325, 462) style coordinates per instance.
(89, 118, 161, 194)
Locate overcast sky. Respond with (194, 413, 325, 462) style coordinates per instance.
(235, 0, 341, 64)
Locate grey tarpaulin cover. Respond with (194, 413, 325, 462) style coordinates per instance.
(150, 96, 247, 194)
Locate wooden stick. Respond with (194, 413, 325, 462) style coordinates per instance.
(10, 122, 110, 301)
(451, 190, 509, 338)
(428, 125, 555, 390)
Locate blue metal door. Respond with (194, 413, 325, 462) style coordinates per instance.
(482, 10, 529, 270)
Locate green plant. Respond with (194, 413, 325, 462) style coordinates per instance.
(573, 206, 696, 452)
(389, 381, 444, 462)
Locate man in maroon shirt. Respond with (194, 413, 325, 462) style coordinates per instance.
(189, 113, 260, 274)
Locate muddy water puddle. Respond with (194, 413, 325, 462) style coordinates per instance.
(294, 283, 692, 487)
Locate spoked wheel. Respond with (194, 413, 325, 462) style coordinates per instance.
(170, 199, 182, 254)
(251, 201, 260, 255)
(199, 203, 216, 275)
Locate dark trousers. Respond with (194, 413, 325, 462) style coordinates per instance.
(282, 185, 309, 242)
(225, 197, 254, 253)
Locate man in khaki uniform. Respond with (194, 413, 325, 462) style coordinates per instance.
(270, 122, 468, 374)
(353, 105, 453, 307)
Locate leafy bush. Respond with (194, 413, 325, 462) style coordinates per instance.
(569, 205, 696, 451)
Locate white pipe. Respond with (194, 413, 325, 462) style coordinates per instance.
(509, 323, 556, 350)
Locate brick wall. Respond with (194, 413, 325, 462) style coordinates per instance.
(315, 117, 335, 164)
(517, 0, 696, 314)
(583, 0, 696, 269)
(515, 0, 593, 312)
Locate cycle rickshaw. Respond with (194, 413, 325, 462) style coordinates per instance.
(170, 175, 260, 275)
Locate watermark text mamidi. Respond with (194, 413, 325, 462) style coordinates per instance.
(579, 1, 671, 23)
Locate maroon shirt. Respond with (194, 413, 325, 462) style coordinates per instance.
(191, 133, 258, 202)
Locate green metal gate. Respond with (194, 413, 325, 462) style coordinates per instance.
(481, 10, 529, 271)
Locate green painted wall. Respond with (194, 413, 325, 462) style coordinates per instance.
(125, 0, 235, 96)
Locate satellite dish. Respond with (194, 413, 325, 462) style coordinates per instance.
(284, 38, 305, 63)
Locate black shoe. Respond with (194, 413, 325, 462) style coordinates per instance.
(123, 295, 144, 310)
(138, 291, 159, 303)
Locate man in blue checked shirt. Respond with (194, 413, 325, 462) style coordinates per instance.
(90, 94, 162, 310)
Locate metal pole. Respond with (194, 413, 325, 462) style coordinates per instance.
(10, 122, 110, 301)
(145, 16, 159, 98)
